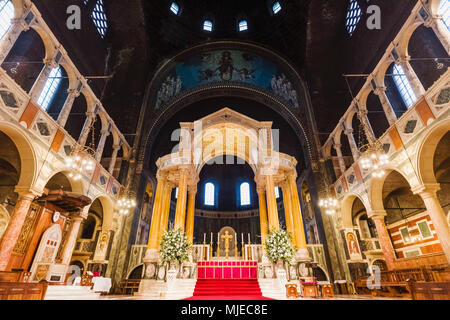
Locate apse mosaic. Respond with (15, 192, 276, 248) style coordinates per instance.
(154, 49, 300, 109)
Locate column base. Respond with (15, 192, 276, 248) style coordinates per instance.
(294, 248, 311, 262)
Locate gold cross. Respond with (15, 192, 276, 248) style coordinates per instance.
(221, 231, 233, 260)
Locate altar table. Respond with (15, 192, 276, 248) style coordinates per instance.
(92, 277, 112, 293)
(197, 261, 258, 279)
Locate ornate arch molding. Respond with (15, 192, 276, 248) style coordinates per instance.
(139, 41, 319, 173)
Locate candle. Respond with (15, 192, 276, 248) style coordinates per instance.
(204, 233, 206, 242)
(218, 232, 219, 242)
(235, 233, 237, 243)
(241, 233, 244, 243)
(211, 232, 213, 242)
(248, 233, 250, 243)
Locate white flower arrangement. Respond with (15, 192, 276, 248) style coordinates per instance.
(159, 228, 191, 266)
(264, 229, 295, 265)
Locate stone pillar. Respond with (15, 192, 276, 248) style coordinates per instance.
(374, 86, 398, 125)
(29, 60, 56, 104)
(425, 15, 450, 55)
(0, 192, 36, 271)
(108, 144, 121, 174)
(185, 185, 197, 244)
(57, 89, 80, 127)
(78, 112, 96, 146)
(145, 173, 167, 259)
(174, 168, 189, 231)
(95, 129, 110, 162)
(157, 182, 173, 245)
(61, 216, 83, 265)
(287, 174, 309, 260)
(265, 175, 279, 231)
(344, 128, 360, 162)
(397, 56, 425, 98)
(369, 211, 396, 270)
(0, 18, 28, 64)
(257, 187, 269, 245)
(281, 181, 294, 237)
(332, 142, 347, 175)
(357, 109, 377, 144)
(413, 184, 450, 264)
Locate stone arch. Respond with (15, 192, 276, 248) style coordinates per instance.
(65, 92, 88, 140)
(0, 205, 9, 239)
(11, 0, 24, 19)
(416, 118, 450, 186)
(90, 195, 114, 231)
(127, 264, 144, 279)
(369, 167, 410, 211)
(0, 121, 38, 190)
(341, 194, 368, 229)
(43, 170, 84, 195)
(29, 24, 57, 63)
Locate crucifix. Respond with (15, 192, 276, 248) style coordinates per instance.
(221, 231, 233, 260)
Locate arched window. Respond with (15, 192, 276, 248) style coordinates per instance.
(204, 182, 215, 206)
(37, 66, 62, 111)
(203, 20, 213, 32)
(439, 0, 450, 31)
(345, 0, 362, 36)
(91, 0, 108, 38)
(240, 182, 251, 206)
(175, 187, 179, 199)
(272, 2, 282, 15)
(392, 64, 417, 108)
(275, 186, 280, 199)
(238, 20, 248, 32)
(170, 2, 180, 15)
(0, 0, 14, 41)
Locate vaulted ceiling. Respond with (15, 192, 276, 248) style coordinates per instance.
(33, 0, 417, 148)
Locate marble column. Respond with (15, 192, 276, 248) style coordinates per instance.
(29, 60, 56, 104)
(157, 182, 173, 245)
(398, 56, 425, 98)
(374, 86, 398, 125)
(174, 168, 189, 231)
(332, 142, 347, 175)
(0, 192, 36, 271)
(57, 89, 79, 127)
(185, 185, 197, 244)
(108, 144, 121, 174)
(0, 18, 27, 64)
(413, 184, 450, 264)
(425, 15, 450, 55)
(95, 129, 110, 162)
(257, 187, 269, 245)
(61, 216, 83, 265)
(344, 128, 360, 162)
(78, 112, 96, 146)
(281, 181, 294, 237)
(287, 174, 309, 260)
(369, 211, 396, 270)
(146, 173, 167, 258)
(265, 175, 279, 231)
(358, 109, 377, 144)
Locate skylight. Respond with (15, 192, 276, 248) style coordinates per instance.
(91, 0, 108, 38)
(239, 20, 248, 32)
(37, 66, 62, 111)
(0, 0, 14, 41)
(170, 2, 179, 15)
(203, 20, 213, 32)
(345, 0, 362, 36)
(272, 2, 282, 15)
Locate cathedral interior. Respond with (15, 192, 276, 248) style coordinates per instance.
(0, 0, 449, 301)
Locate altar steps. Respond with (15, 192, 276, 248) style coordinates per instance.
(258, 279, 288, 300)
(188, 279, 272, 299)
(135, 279, 196, 300)
(44, 285, 102, 300)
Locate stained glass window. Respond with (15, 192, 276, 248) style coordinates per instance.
(345, 0, 362, 36)
(204, 182, 215, 206)
(392, 64, 417, 108)
(37, 66, 62, 111)
(439, 0, 450, 31)
(0, 0, 14, 41)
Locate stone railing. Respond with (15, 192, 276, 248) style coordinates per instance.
(73, 239, 96, 255)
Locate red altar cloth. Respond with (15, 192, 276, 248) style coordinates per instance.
(197, 261, 258, 279)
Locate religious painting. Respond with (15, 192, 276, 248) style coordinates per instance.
(94, 232, 109, 261)
(345, 229, 362, 260)
(153, 49, 300, 110)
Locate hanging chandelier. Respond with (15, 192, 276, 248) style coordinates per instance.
(65, 115, 97, 181)
(319, 197, 338, 215)
(118, 197, 136, 215)
(359, 143, 389, 178)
